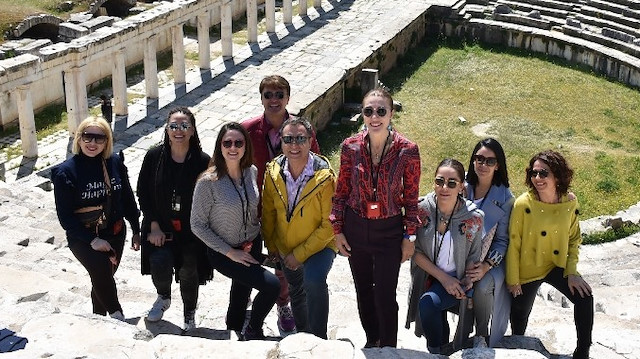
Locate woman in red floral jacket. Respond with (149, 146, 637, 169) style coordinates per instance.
(330, 87, 421, 348)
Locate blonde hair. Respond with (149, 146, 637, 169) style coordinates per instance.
(72, 117, 113, 159)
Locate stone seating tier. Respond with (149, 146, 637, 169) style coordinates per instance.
(585, 0, 640, 17)
(575, 13, 640, 39)
(606, 0, 640, 10)
(580, 5, 640, 30)
(511, 0, 578, 12)
(496, 0, 570, 18)
(494, 13, 552, 30)
(562, 24, 640, 58)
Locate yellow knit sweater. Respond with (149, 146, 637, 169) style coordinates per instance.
(506, 190, 582, 285)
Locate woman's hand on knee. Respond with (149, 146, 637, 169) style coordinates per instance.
(226, 248, 259, 266)
(441, 275, 465, 299)
(568, 274, 592, 298)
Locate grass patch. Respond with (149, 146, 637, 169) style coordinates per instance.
(582, 223, 640, 245)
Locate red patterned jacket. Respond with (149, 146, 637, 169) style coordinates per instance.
(330, 130, 421, 235)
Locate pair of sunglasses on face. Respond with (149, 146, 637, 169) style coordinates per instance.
(529, 169, 550, 179)
(473, 155, 498, 167)
(263, 91, 286, 100)
(81, 132, 107, 144)
(222, 140, 245, 148)
(167, 122, 192, 131)
(282, 135, 309, 145)
(434, 176, 461, 189)
(362, 107, 388, 118)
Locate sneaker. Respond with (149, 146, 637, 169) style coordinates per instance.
(147, 295, 171, 322)
(183, 310, 196, 332)
(277, 304, 296, 332)
(242, 324, 265, 341)
(109, 310, 125, 321)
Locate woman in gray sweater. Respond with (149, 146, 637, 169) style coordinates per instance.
(191, 122, 280, 340)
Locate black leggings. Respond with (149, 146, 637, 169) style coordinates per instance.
(510, 266, 593, 349)
(69, 230, 125, 315)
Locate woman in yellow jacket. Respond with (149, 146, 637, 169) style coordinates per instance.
(262, 117, 337, 339)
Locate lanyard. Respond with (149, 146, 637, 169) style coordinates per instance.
(368, 131, 391, 201)
(287, 175, 311, 221)
(434, 195, 459, 262)
(475, 185, 491, 210)
(229, 173, 250, 242)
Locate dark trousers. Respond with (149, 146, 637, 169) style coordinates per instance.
(343, 207, 403, 348)
(69, 229, 125, 315)
(511, 266, 594, 349)
(207, 236, 280, 331)
(149, 240, 200, 315)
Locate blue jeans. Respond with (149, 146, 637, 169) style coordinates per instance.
(281, 247, 335, 339)
(419, 280, 460, 350)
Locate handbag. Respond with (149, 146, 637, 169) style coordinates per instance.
(74, 160, 112, 234)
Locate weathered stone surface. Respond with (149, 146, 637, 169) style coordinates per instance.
(59, 22, 90, 39)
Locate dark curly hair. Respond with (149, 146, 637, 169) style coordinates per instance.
(525, 150, 574, 196)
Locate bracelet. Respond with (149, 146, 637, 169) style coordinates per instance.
(90, 237, 100, 246)
(484, 259, 496, 268)
(403, 234, 416, 242)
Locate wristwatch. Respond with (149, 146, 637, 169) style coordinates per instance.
(404, 234, 416, 242)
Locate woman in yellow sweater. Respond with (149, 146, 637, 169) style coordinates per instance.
(506, 150, 593, 359)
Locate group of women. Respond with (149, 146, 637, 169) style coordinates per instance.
(52, 87, 593, 358)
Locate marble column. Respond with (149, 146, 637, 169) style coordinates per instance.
(197, 12, 211, 69)
(172, 24, 186, 84)
(64, 65, 89, 134)
(221, 1, 233, 58)
(112, 48, 128, 116)
(247, 0, 258, 43)
(16, 84, 37, 158)
(266, 0, 276, 33)
(144, 35, 159, 99)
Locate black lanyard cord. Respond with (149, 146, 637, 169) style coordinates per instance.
(434, 195, 459, 262)
(230, 172, 250, 242)
(368, 131, 391, 201)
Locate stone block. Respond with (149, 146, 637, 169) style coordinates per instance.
(81, 16, 115, 32)
(15, 39, 53, 56)
(59, 22, 90, 39)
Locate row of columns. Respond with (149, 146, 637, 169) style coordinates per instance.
(15, 0, 320, 157)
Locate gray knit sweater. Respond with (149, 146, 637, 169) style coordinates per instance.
(190, 165, 260, 255)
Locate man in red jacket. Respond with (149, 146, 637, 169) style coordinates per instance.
(242, 75, 320, 333)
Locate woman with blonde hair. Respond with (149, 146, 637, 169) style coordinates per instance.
(52, 117, 140, 320)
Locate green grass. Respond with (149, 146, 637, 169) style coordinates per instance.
(319, 39, 640, 220)
(582, 223, 640, 245)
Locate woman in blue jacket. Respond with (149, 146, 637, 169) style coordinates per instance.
(464, 138, 514, 346)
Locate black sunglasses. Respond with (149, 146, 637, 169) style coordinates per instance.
(81, 132, 107, 144)
(282, 135, 309, 145)
(474, 155, 498, 167)
(263, 91, 285, 100)
(529, 169, 549, 179)
(362, 107, 388, 117)
(222, 139, 245, 148)
(435, 177, 460, 189)
(167, 122, 192, 131)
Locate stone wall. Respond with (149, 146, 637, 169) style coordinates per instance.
(0, 0, 257, 129)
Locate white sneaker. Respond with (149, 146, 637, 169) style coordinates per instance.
(183, 310, 196, 332)
(147, 296, 171, 322)
(110, 310, 125, 321)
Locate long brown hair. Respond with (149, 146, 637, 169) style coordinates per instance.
(210, 122, 254, 179)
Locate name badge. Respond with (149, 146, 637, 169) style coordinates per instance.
(366, 201, 381, 219)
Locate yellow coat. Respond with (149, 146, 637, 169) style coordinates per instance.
(506, 190, 582, 285)
(262, 153, 337, 263)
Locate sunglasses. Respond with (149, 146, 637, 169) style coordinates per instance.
(474, 155, 498, 167)
(362, 107, 388, 117)
(282, 135, 309, 145)
(222, 139, 245, 148)
(81, 132, 107, 144)
(434, 177, 460, 189)
(529, 169, 550, 179)
(263, 91, 285, 100)
(167, 122, 192, 131)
